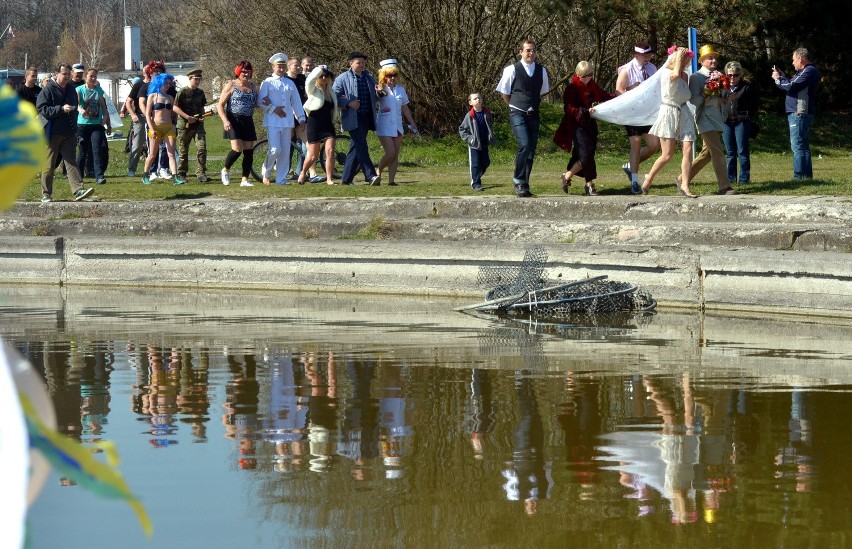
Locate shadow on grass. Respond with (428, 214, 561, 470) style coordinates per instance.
(745, 178, 838, 193)
(165, 192, 214, 200)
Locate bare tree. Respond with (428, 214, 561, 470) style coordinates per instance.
(74, 11, 122, 70)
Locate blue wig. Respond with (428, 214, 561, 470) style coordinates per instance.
(149, 73, 174, 93)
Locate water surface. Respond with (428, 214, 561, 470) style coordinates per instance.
(3, 286, 851, 547)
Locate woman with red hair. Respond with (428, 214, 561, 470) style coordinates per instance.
(217, 60, 258, 187)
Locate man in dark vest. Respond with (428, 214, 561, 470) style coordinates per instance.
(497, 39, 551, 197)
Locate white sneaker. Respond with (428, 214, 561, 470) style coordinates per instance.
(221, 169, 230, 186)
(158, 167, 171, 179)
(240, 179, 254, 187)
(149, 171, 159, 181)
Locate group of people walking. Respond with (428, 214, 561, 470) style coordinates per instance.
(125, 51, 421, 189)
(542, 40, 820, 199)
(23, 38, 820, 202)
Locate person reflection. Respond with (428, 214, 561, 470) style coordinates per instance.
(43, 341, 82, 439)
(596, 375, 700, 523)
(338, 358, 379, 481)
(774, 388, 814, 493)
(559, 372, 604, 497)
(502, 371, 553, 515)
(464, 368, 496, 460)
(305, 351, 338, 473)
(222, 351, 260, 470)
(176, 348, 211, 441)
(78, 342, 114, 440)
(132, 345, 179, 448)
(262, 350, 309, 473)
(645, 375, 699, 524)
(378, 363, 414, 480)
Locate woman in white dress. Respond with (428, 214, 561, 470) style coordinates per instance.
(642, 47, 698, 197)
(374, 59, 418, 186)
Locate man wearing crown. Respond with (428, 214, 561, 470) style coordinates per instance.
(688, 45, 737, 195)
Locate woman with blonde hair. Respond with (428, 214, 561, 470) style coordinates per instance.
(721, 60, 758, 184)
(553, 60, 614, 196)
(642, 46, 697, 197)
(297, 65, 340, 185)
(374, 59, 418, 186)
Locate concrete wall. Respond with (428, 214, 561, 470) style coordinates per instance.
(2, 235, 850, 317)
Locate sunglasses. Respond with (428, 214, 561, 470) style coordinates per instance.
(727, 73, 742, 77)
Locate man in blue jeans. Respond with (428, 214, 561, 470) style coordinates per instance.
(497, 39, 551, 197)
(772, 48, 820, 180)
(333, 51, 380, 186)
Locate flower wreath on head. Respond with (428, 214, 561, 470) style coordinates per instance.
(667, 45, 695, 59)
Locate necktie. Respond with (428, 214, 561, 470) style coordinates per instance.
(641, 67, 649, 81)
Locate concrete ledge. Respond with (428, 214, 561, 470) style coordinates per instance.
(0, 236, 63, 284)
(2, 235, 850, 316)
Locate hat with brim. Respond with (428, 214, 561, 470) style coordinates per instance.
(347, 51, 367, 61)
(379, 58, 398, 69)
(268, 52, 288, 65)
(698, 44, 720, 62)
(187, 69, 202, 78)
(72, 63, 84, 73)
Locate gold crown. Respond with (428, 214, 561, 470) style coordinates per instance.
(698, 44, 720, 61)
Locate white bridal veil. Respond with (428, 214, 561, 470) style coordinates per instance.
(592, 52, 687, 126)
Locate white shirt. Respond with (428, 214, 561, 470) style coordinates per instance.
(618, 58, 657, 88)
(375, 84, 410, 137)
(496, 61, 551, 112)
(257, 75, 306, 129)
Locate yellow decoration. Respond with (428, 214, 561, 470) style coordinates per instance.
(698, 44, 721, 61)
(0, 86, 46, 210)
(19, 393, 153, 537)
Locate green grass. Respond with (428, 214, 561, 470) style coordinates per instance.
(18, 107, 852, 202)
(338, 215, 397, 240)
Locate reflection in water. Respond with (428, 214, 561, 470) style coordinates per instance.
(131, 346, 210, 447)
(223, 352, 260, 469)
(504, 372, 552, 515)
(6, 289, 852, 547)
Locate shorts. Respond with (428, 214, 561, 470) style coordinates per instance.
(625, 125, 653, 137)
(223, 114, 257, 142)
(148, 123, 176, 139)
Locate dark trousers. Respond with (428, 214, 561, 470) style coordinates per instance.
(341, 111, 377, 184)
(76, 124, 107, 181)
(509, 111, 540, 185)
(468, 146, 490, 187)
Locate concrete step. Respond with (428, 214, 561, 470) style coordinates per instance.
(3, 198, 850, 251)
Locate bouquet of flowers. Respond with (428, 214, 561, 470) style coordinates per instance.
(704, 71, 730, 97)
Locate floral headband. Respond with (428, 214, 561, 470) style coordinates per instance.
(667, 45, 695, 59)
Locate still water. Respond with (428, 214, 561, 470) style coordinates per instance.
(3, 286, 852, 548)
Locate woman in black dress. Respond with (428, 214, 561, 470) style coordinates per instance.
(298, 65, 339, 185)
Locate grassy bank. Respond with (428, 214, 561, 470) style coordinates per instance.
(18, 106, 851, 202)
